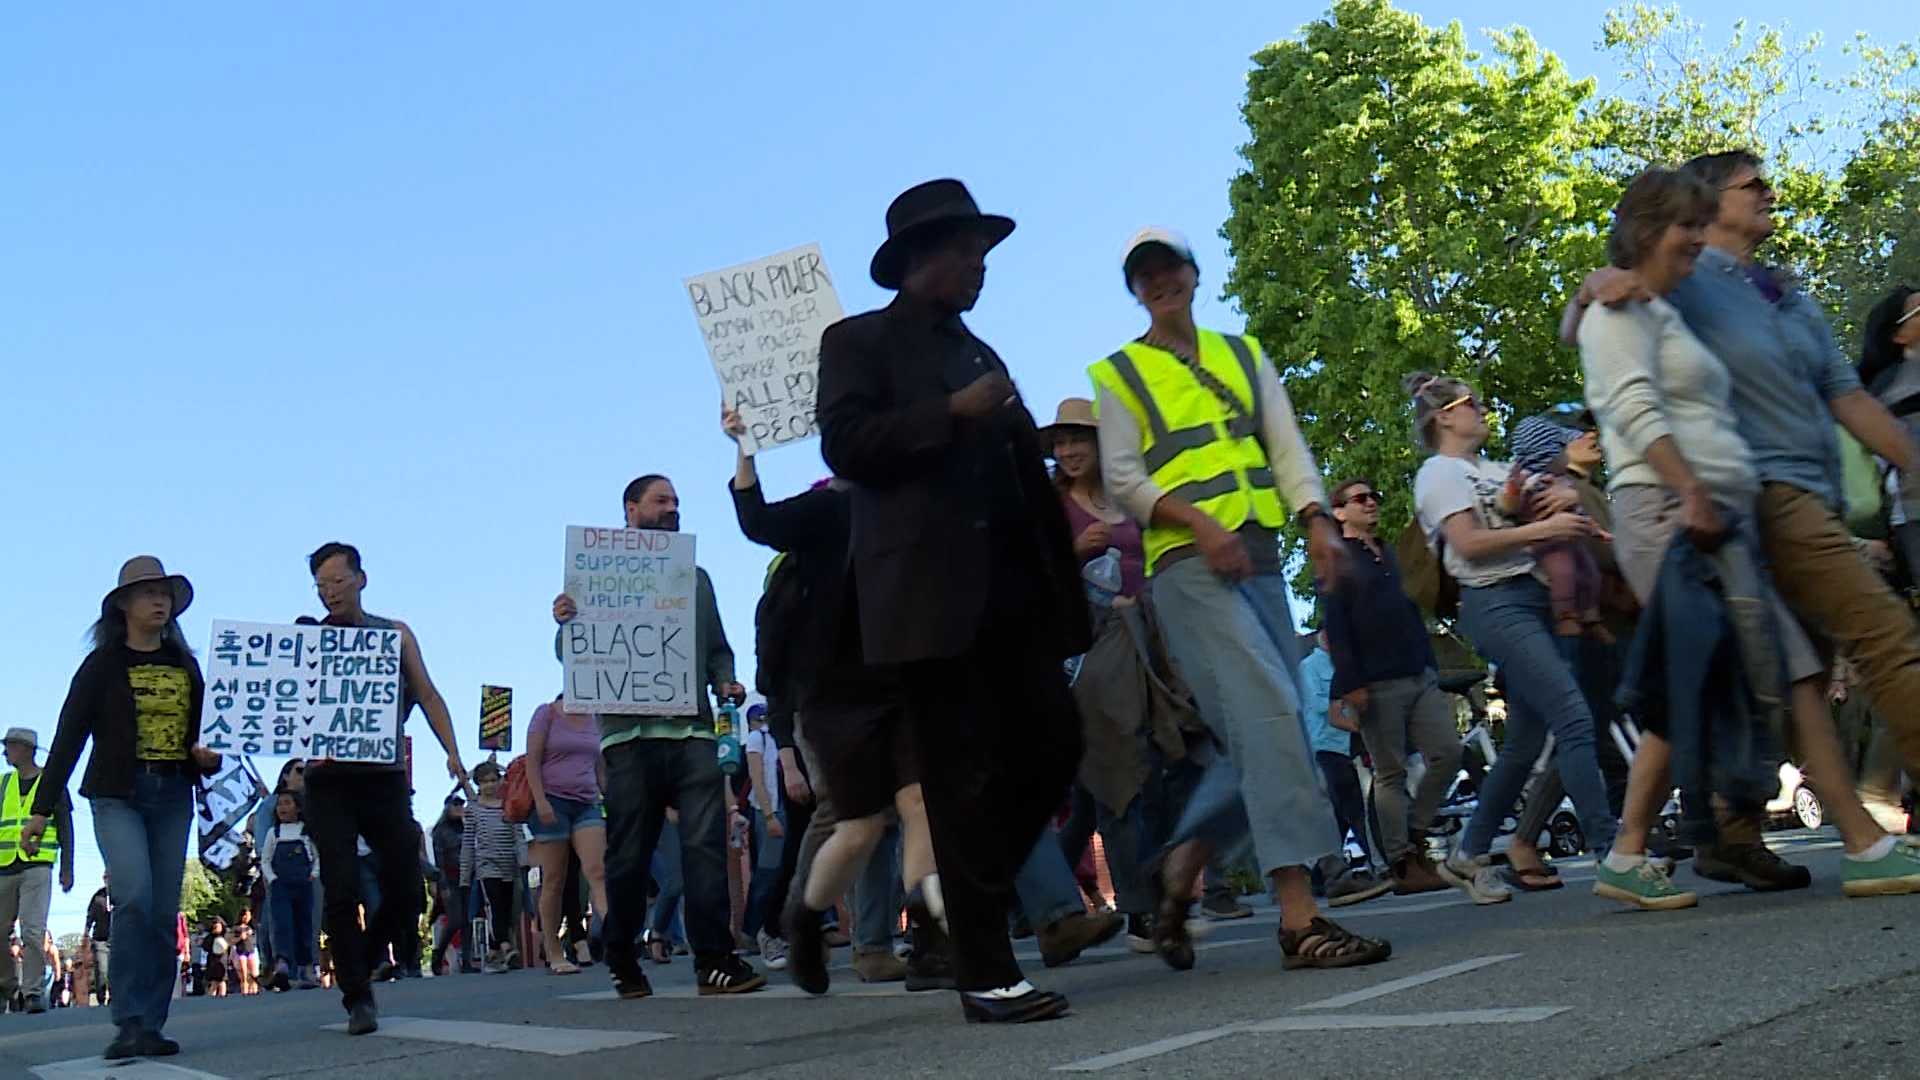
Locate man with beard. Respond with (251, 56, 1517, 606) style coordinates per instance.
(553, 475, 764, 1000)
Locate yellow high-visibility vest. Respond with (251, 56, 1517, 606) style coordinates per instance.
(0, 771, 58, 866)
(1089, 330, 1286, 572)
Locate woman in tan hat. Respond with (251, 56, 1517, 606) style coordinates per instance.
(1046, 397, 1146, 599)
(25, 556, 221, 1061)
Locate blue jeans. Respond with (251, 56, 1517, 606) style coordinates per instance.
(852, 821, 900, 953)
(644, 821, 686, 944)
(268, 878, 316, 969)
(1458, 578, 1618, 857)
(1013, 825, 1085, 929)
(91, 770, 194, 1034)
(741, 810, 787, 938)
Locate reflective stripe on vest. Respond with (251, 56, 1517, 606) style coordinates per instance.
(0, 772, 58, 865)
(1089, 330, 1287, 572)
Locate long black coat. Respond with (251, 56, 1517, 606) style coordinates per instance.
(816, 297, 1090, 667)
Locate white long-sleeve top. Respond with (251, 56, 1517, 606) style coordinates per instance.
(1097, 337, 1327, 527)
(260, 821, 318, 883)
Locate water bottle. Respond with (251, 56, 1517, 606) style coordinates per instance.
(714, 700, 744, 776)
(1083, 547, 1123, 608)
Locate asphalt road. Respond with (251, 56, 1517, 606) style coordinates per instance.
(7, 829, 1919, 1080)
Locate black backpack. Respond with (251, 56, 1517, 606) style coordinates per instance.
(753, 552, 807, 699)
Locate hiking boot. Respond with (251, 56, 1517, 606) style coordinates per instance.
(1437, 851, 1513, 905)
(1694, 841, 1810, 892)
(1594, 857, 1698, 911)
(1198, 892, 1252, 920)
(852, 949, 908, 983)
(905, 883, 956, 991)
(1037, 910, 1125, 968)
(784, 901, 830, 996)
(133, 1031, 181, 1056)
(1842, 837, 1920, 898)
(1125, 913, 1155, 954)
(1390, 852, 1450, 895)
(696, 954, 768, 996)
(1278, 917, 1391, 970)
(1326, 870, 1394, 908)
(346, 1000, 379, 1037)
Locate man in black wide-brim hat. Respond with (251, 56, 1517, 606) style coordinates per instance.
(813, 179, 1090, 1024)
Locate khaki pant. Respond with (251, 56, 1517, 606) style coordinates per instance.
(0, 864, 52, 1002)
(1759, 482, 1920, 777)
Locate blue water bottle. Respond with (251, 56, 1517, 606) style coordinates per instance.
(715, 699, 744, 776)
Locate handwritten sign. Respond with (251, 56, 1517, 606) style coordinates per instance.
(196, 756, 263, 871)
(480, 685, 512, 751)
(562, 526, 698, 716)
(686, 242, 844, 455)
(203, 620, 405, 764)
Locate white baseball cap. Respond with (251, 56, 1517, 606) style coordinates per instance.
(1121, 227, 1196, 282)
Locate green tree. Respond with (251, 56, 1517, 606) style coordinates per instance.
(180, 858, 246, 927)
(1224, 0, 1608, 556)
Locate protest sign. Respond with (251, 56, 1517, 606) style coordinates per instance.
(686, 242, 843, 455)
(202, 620, 405, 765)
(480, 685, 513, 751)
(196, 756, 263, 871)
(561, 526, 698, 715)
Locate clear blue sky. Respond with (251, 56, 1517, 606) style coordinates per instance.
(4, 1, 1903, 934)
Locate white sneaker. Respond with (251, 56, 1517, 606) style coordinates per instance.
(759, 931, 789, 971)
(1439, 851, 1513, 905)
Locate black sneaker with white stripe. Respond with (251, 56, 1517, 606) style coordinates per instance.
(696, 954, 768, 996)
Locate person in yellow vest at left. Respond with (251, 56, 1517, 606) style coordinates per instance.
(1091, 227, 1391, 975)
(1, 727, 75, 1014)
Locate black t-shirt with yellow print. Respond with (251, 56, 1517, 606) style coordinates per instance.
(124, 644, 191, 762)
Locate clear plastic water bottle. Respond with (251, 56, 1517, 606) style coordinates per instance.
(714, 700, 743, 776)
(1083, 547, 1123, 608)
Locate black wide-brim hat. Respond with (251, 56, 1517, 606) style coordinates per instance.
(869, 178, 1015, 290)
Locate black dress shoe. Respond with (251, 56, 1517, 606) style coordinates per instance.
(961, 989, 1071, 1024)
(347, 999, 380, 1036)
(134, 1031, 181, 1057)
(104, 1024, 141, 1061)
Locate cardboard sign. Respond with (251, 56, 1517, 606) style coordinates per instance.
(196, 756, 263, 871)
(203, 620, 405, 764)
(561, 526, 699, 715)
(686, 242, 843, 455)
(480, 685, 513, 751)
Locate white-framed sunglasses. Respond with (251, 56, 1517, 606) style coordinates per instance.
(1898, 303, 1920, 326)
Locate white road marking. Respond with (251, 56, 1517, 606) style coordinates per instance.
(320, 1017, 673, 1055)
(1052, 1024, 1253, 1072)
(32, 1061, 231, 1080)
(559, 984, 909, 1002)
(1296, 953, 1521, 1011)
(1250, 1006, 1569, 1032)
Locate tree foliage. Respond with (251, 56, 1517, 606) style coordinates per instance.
(1225, 0, 1920, 580)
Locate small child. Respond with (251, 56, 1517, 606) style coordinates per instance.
(1498, 464, 1610, 641)
(462, 761, 524, 974)
(260, 789, 320, 992)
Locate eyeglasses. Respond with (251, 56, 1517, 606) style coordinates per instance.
(1723, 176, 1773, 196)
(1439, 393, 1481, 414)
(1898, 303, 1920, 326)
(1344, 491, 1381, 507)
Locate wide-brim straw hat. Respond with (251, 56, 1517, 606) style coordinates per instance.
(1041, 397, 1099, 449)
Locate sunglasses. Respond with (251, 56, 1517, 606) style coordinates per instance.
(1344, 491, 1381, 507)
(1723, 176, 1773, 196)
(1439, 393, 1481, 414)
(1898, 303, 1920, 327)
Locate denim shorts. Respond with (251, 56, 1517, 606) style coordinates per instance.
(528, 794, 604, 842)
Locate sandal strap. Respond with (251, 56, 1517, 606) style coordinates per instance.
(1285, 917, 1380, 958)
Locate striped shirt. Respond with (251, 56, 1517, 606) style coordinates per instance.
(459, 801, 523, 886)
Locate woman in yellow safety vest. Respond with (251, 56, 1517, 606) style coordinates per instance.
(1090, 227, 1390, 973)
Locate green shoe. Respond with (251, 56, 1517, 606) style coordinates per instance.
(1593, 858, 1698, 911)
(1842, 838, 1920, 898)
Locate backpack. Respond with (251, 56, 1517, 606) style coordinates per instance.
(753, 552, 807, 699)
(499, 757, 533, 824)
(1393, 523, 1458, 621)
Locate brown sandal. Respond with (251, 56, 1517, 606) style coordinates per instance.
(1279, 917, 1392, 970)
(1150, 870, 1195, 972)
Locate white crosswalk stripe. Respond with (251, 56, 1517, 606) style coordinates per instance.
(318, 1017, 673, 1055)
(32, 1060, 231, 1080)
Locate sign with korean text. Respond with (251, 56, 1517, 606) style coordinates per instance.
(480, 685, 513, 751)
(203, 620, 404, 764)
(686, 242, 843, 455)
(196, 755, 263, 871)
(562, 527, 698, 716)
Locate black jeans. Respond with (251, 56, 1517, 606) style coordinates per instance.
(1314, 751, 1372, 864)
(600, 737, 731, 966)
(303, 767, 421, 1010)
